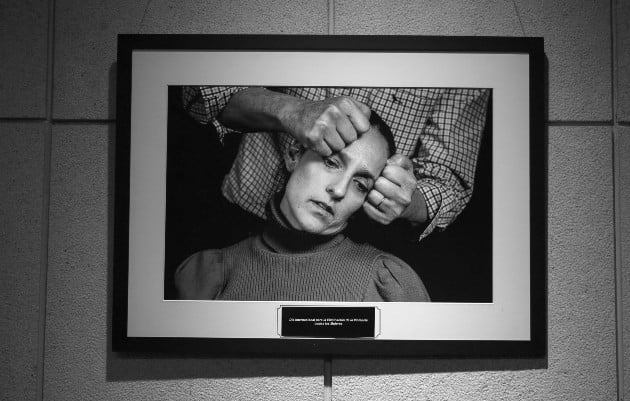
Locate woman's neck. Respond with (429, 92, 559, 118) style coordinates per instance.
(261, 194, 345, 254)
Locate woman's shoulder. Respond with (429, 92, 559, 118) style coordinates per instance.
(174, 248, 227, 300)
(174, 236, 257, 299)
(364, 251, 431, 302)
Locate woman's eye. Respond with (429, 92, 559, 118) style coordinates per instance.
(354, 179, 369, 193)
(323, 157, 339, 168)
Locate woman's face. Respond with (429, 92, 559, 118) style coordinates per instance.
(280, 128, 389, 235)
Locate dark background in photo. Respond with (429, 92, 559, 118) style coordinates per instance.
(163, 86, 493, 302)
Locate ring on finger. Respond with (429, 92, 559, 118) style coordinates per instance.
(377, 196, 386, 210)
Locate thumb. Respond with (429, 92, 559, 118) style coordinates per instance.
(387, 154, 413, 171)
(346, 99, 372, 134)
(354, 99, 371, 118)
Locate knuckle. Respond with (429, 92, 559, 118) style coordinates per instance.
(307, 127, 325, 142)
(325, 104, 341, 116)
(314, 117, 329, 129)
(337, 97, 353, 109)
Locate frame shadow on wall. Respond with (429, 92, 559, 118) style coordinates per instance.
(105, 80, 548, 381)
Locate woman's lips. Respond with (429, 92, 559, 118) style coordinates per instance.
(312, 200, 334, 216)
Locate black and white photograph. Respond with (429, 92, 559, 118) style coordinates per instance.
(113, 35, 545, 357)
(164, 85, 492, 304)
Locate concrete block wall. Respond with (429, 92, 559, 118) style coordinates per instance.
(1, 0, 628, 399)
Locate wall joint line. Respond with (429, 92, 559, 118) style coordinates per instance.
(610, 0, 624, 399)
(37, 0, 56, 400)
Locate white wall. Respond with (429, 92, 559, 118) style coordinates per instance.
(1, 0, 629, 399)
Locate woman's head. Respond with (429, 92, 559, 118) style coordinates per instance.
(280, 111, 395, 235)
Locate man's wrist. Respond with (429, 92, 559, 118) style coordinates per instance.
(401, 188, 428, 225)
(277, 96, 306, 135)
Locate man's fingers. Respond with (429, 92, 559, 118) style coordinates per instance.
(387, 154, 413, 171)
(324, 128, 346, 153)
(297, 96, 372, 156)
(363, 202, 386, 223)
(338, 98, 371, 134)
(381, 164, 417, 188)
(350, 98, 372, 120)
(335, 116, 358, 145)
(375, 175, 414, 207)
(366, 189, 386, 208)
(374, 176, 400, 199)
(311, 140, 332, 156)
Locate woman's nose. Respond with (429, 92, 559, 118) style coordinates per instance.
(326, 176, 349, 199)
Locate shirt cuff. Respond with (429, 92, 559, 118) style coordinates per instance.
(415, 180, 460, 242)
(201, 86, 249, 143)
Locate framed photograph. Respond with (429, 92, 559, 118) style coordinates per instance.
(113, 34, 546, 357)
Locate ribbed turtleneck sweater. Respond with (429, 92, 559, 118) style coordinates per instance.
(175, 197, 430, 302)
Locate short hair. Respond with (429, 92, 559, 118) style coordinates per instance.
(367, 110, 396, 157)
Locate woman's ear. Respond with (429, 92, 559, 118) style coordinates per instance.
(283, 142, 303, 172)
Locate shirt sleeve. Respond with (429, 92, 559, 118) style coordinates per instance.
(181, 86, 250, 143)
(363, 254, 430, 302)
(413, 89, 490, 241)
(174, 249, 225, 300)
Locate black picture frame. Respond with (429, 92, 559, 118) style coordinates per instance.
(113, 34, 546, 357)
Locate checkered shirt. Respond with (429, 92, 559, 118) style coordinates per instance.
(183, 86, 490, 241)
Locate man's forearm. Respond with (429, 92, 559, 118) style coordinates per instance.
(220, 87, 302, 133)
(220, 87, 371, 157)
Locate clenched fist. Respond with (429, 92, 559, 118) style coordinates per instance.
(281, 96, 372, 156)
(363, 154, 424, 225)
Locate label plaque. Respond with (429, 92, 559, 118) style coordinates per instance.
(280, 306, 376, 338)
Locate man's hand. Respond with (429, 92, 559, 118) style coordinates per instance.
(363, 154, 428, 226)
(221, 89, 371, 157)
(281, 96, 372, 156)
